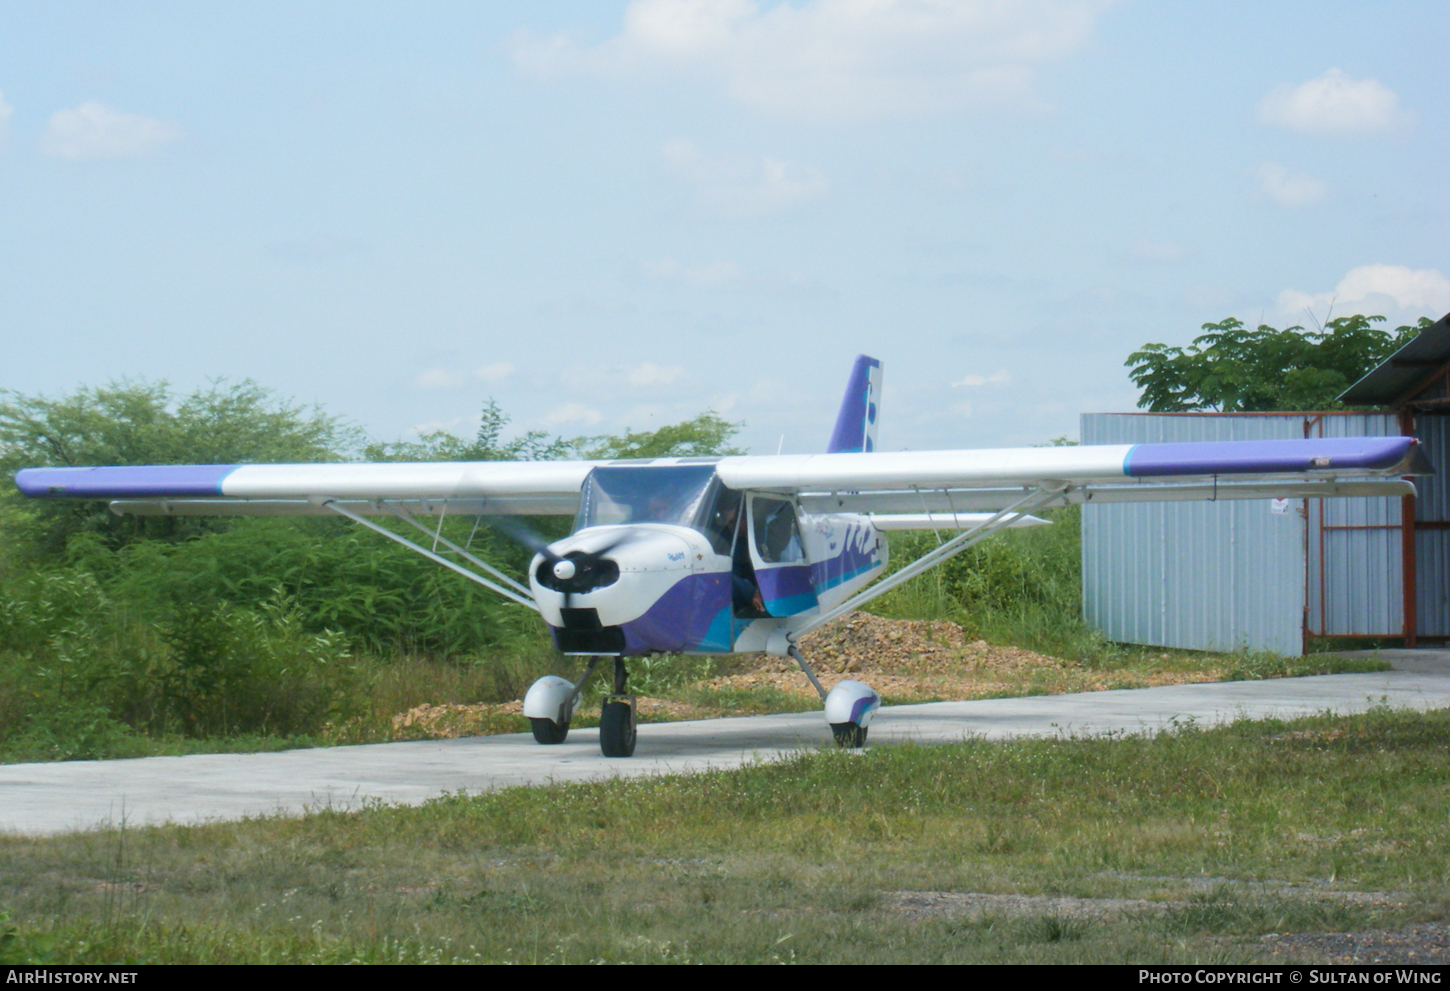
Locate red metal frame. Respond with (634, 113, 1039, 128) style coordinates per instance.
(1399, 407, 1417, 647)
(1301, 412, 1413, 642)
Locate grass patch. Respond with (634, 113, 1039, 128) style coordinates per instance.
(1, 706, 1446, 964)
(1157, 890, 1373, 937)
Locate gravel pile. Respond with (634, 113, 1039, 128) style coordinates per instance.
(797, 612, 1062, 676)
(707, 612, 1076, 698)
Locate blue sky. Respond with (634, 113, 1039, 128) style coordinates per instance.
(2, 1, 1446, 455)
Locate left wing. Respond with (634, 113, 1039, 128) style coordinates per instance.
(716, 436, 1426, 514)
(14, 460, 604, 517)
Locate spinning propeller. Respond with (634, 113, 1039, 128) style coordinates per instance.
(488, 516, 638, 606)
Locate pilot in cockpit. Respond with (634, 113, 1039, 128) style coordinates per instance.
(712, 497, 766, 616)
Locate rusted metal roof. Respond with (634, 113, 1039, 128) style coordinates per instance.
(1339, 312, 1450, 407)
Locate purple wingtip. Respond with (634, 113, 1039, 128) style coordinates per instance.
(1125, 437, 1414, 477)
(14, 465, 239, 498)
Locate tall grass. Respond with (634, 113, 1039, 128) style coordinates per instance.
(870, 505, 1116, 660)
(0, 541, 566, 760)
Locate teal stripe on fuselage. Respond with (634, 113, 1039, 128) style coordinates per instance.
(699, 605, 733, 652)
(764, 591, 820, 616)
(815, 559, 882, 594)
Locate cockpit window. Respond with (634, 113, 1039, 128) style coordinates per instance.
(575, 465, 718, 531)
(752, 496, 805, 563)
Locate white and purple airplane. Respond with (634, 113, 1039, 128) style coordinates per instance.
(15, 356, 1429, 757)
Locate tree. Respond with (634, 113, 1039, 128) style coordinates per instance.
(0, 380, 356, 556)
(1126, 314, 1432, 413)
(364, 403, 745, 462)
(570, 411, 745, 460)
(363, 400, 572, 463)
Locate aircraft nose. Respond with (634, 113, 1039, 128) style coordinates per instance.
(553, 559, 577, 581)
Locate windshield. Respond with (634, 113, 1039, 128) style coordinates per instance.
(575, 465, 718, 531)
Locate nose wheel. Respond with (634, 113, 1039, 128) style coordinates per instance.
(599, 656, 637, 758)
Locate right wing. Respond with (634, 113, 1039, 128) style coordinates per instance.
(715, 436, 1426, 514)
(15, 461, 602, 517)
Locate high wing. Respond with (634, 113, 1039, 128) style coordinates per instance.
(14, 435, 1426, 519)
(15, 460, 604, 517)
(717, 436, 1426, 514)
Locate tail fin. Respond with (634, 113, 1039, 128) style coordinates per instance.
(826, 355, 883, 454)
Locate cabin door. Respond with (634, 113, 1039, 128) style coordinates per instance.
(745, 494, 819, 617)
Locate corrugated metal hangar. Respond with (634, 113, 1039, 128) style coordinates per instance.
(1082, 312, 1450, 656)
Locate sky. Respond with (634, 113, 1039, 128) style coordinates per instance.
(1, 1, 1446, 456)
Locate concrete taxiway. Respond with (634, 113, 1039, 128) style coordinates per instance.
(2, 651, 1447, 837)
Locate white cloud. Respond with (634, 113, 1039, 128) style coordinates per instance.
(1278, 265, 1450, 323)
(1131, 239, 1188, 263)
(626, 362, 688, 386)
(1258, 162, 1328, 207)
(663, 138, 828, 217)
(952, 369, 1011, 388)
(414, 369, 464, 390)
(0, 91, 12, 136)
(642, 257, 743, 286)
(413, 363, 516, 390)
(643, 255, 830, 297)
(475, 362, 516, 382)
(40, 101, 183, 159)
(543, 402, 605, 426)
(409, 417, 471, 436)
(1258, 69, 1414, 136)
(561, 362, 690, 390)
(512, 0, 1112, 123)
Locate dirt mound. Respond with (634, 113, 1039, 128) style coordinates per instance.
(707, 613, 1080, 700)
(798, 613, 1059, 676)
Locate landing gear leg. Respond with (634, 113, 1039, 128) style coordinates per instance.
(599, 656, 637, 758)
(789, 644, 879, 749)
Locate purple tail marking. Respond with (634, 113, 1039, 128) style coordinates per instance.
(827, 355, 882, 454)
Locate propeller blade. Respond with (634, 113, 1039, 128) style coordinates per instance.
(491, 521, 646, 610)
(585, 530, 642, 559)
(487, 516, 563, 564)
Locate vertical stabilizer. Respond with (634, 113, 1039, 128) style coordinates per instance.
(826, 355, 883, 454)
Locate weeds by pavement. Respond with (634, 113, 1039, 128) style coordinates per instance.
(1, 706, 1445, 964)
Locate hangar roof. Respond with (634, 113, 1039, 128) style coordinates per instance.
(1339, 312, 1450, 408)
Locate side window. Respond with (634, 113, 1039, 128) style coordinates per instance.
(702, 485, 743, 556)
(752, 497, 804, 564)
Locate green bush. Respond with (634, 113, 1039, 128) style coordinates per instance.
(0, 565, 368, 746)
(140, 596, 364, 738)
(13, 697, 138, 762)
(870, 505, 1106, 659)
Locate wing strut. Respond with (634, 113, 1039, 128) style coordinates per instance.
(791, 484, 1062, 640)
(320, 498, 540, 612)
(379, 501, 534, 599)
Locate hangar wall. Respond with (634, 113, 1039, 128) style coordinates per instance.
(1081, 412, 1402, 657)
(1414, 414, 1450, 638)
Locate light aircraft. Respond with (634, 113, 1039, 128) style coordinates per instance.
(15, 356, 1429, 757)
